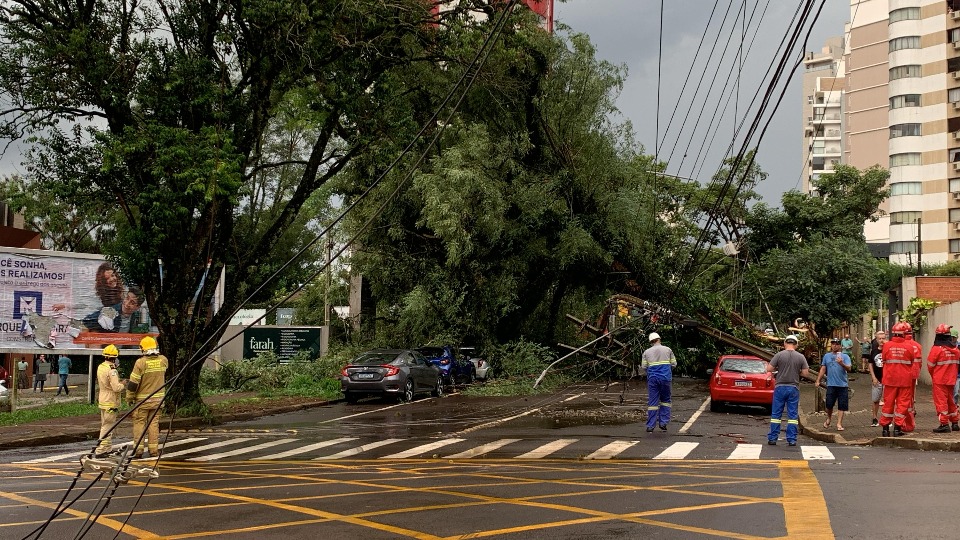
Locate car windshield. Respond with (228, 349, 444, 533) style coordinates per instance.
(351, 352, 400, 366)
(417, 347, 444, 358)
(720, 358, 766, 374)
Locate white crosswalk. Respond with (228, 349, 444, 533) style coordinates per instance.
(25, 436, 838, 463)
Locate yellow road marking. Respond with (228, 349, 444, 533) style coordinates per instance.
(780, 461, 834, 539)
(0, 489, 159, 538)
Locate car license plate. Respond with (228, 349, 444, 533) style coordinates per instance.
(734, 380, 752, 387)
(356, 373, 376, 380)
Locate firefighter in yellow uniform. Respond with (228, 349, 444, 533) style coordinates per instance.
(127, 336, 168, 459)
(95, 344, 127, 457)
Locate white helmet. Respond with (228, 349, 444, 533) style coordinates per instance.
(648, 332, 661, 342)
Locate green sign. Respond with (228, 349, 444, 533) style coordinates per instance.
(242, 326, 320, 361)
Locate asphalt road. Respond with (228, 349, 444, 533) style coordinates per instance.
(1, 379, 959, 539)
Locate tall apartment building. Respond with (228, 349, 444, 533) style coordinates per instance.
(844, 0, 960, 264)
(802, 37, 846, 196)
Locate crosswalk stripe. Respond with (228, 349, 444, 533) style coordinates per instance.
(515, 439, 579, 459)
(584, 440, 639, 460)
(16, 437, 207, 463)
(260, 437, 359, 460)
(800, 446, 835, 460)
(187, 439, 299, 461)
(653, 442, 699, 460)
(159, 438, 256, 459)
(726, 444, 763, 460)
(444, 439, 521, 459)
(381, 438, 465, 459)
(315, 439, 405, 460)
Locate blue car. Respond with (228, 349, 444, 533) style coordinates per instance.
(416, 345, 476, 386)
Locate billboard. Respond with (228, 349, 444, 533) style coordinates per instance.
(242, 326, 321, 361)
(0, 249, 156, 349)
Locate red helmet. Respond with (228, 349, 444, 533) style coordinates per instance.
(902, 321, 913, 334)
(936, 323, 953, 334)
(891, 322, 909, 335)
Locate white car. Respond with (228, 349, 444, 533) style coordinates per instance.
(459, 347, 489, 380)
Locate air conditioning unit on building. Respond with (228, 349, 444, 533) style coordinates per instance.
(954, 101, 960, 110)
(954, 131, 960, 140)
(954, 162, 960, 172)
(954, 222, 960, 231)
(954, 253, 960, 260)
(953, 10, 960, 21)
(954, 71, 960, 80)
(954, 40, 960, 50)
(953, 192, 960, 200)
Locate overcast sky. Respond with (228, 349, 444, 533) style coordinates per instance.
(553, 0, 851, 205)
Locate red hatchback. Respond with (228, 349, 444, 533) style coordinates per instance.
(709, 355, 774, 412)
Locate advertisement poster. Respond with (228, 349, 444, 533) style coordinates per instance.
(242, 327, 320, 361)
(0, 250, 156, 349)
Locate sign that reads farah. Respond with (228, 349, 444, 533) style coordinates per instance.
(242, 326, 321, 361)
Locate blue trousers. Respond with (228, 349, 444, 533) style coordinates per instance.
(646, 377, 672, 429)
(768, 385, 799, 443)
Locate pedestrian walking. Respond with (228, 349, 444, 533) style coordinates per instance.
(16, 358, 28, 390)
(879, 322, 917, 437)
(55, 354, 72, 396)
(95, 345, 127, 457)
(840, 334, 855, 369)
(767, 335, 811, 446)
(927, 324, 960, 433)
(869, 330, 887, 426)
(127, 336, 168, 459)
(860, 336, 872, 374)
(815, 338, 851, 431)
(641, 332, 676, 433)
(33, 354, 47, 392)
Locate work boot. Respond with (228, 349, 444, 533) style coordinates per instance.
(645, 427, 654, 433)
(882, 426, 890, 437)
(659, 424, 668, 432)
(953, 423, 960, 432)
(934, 424, 951, 433)
(767, 440, 776, 445)
(894, 426, 904, 437)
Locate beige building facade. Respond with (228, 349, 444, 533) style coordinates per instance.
(844, 0, 960, 264)
(802, 36, 846, 196)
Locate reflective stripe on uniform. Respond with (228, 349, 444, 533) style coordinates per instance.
(660, 402, 671, 407)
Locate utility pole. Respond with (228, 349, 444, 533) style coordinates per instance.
(324, 240, 333, 328)
(917, 218, 922, 275)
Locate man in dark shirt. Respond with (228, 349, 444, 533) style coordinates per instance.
(767, 335, 811, 446)
(869, 330, 886, 426)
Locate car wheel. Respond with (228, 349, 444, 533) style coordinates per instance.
(345, 392, 359, 404)
(709, 399, 723, 413)
(448, 371, 457, 387)
(432, 376, 444, 398)
(399, 380, 415, 403)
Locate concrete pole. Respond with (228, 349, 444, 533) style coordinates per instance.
(10, 358, 18, 413)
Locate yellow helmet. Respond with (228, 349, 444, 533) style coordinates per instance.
(103, 344, 119, 358)
(139, 336, 158, 353)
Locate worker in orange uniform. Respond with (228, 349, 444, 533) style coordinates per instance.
(879, 322, 916, 437)
(95, 344, 127, 457)
(902, 323, 923, 432)
(928, 324, 960, 433)
(126, 336, 168, 459)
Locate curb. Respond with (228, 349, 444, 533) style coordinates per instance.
(799, 407, 960, 452)
(0, 399, 334, 450)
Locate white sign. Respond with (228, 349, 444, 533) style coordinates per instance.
(230, 308, 266, 326)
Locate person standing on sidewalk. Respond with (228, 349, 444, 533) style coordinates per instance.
(816, 337, 851, 431)
(880, 322, 916, 437)
(95, 345, 127, 457)
(127, 336, 168, 459)
(55, 354, 72, 396)
(641, 332, 676, 433)
(841, 334, 854, 369)
(16, 358, 28, 390)
(869, 330, 887, 427)
(767, 335, 811, 446)
(927, 324, 960, 433)
(32, 354, 47, 392)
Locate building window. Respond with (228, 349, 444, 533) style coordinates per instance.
(812, 156, 825, 171)
(951, 208, 960, 222)
(951, 148, 960, 163)
(951, 88, 960, 105)
(889, 65, 921, 80)
(889, 36, 920, 52)
(890, 241, 919, 254)
(951, 28, 960, 45)
(812, 141, 825, 154)
(889, 7, 920, 23)
(890, 153, 921, 167)
(890, 94, 921, 109)
(890, 182, 922, 195)
(890, 211, 921, 224)
(890, 123, 921, 138)
(951, 179, 960, 193)
(951, 239, 960, 254)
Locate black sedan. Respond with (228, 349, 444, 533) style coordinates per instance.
(340, 349, 444, 403)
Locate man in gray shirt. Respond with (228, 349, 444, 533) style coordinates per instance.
(766, 335, 811, 446)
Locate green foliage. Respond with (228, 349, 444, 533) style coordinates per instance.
(487, 339, 557, 379)
(0, 402, 100, 426)
(199, 349, 353, 398)
(897, 297, 939, 331)
(745, 236, 882, 334)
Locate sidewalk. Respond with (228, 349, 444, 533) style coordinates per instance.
(0, 383, 333, 450)
(799, 370, 960, 451)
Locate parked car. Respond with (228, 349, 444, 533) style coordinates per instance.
(458, 346, 489, 380)
(416, 345, 476, 385)
(708, 355, 774, 412)
(341, 349, 443, 403)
